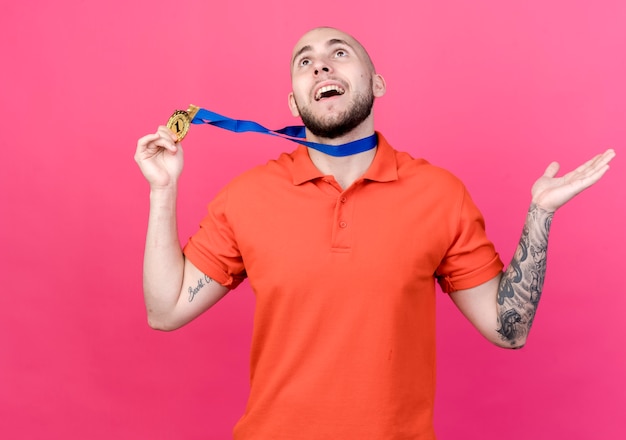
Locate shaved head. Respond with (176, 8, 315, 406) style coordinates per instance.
(288, 26, 386, 140)
(291, 27, 376, 75)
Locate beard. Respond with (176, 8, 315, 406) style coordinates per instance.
(295, 88, 375, 139)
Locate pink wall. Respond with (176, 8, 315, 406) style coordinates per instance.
(1, 1, 624, 438)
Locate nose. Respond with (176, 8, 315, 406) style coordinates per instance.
(314, 65, 331, 76)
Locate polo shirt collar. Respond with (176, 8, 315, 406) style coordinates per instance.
(291, 131, 399, 185)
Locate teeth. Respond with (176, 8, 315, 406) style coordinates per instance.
(315, 85, 345, 100)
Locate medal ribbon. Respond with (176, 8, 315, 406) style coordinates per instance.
(191, 107, 377, 157)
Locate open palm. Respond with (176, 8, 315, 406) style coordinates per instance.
(531, 149, 616, 212)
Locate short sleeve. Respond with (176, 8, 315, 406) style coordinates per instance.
(183, 186, 247, 289)
(435, 187, 503, 293)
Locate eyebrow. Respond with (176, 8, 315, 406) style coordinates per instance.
(291, 38, 354, 66)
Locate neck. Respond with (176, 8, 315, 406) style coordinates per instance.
(308, 144, 377, 190)
(304, 120, 374, 146)
(304, 119, 377, 189)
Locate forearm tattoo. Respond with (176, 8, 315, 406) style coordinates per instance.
(497, 204, 553, 347)
(187, 274, 214, 302)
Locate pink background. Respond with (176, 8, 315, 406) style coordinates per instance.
(1, 0, 624, 438)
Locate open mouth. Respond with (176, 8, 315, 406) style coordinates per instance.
(315, 85, 345, 101)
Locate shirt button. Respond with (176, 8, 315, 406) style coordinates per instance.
(339, 221, 348, 228)
(340, 197, 347, 203)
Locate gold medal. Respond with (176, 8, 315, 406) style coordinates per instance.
(166, 104, 200, 141)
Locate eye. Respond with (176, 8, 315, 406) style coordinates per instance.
(335, 49, 347, 58)
(299, 58, 311, 67)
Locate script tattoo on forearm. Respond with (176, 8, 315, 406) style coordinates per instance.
(187, 274, 214, 302)
(496, 204, 553, 347)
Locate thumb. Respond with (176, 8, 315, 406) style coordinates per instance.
(543, 161, 560, 178)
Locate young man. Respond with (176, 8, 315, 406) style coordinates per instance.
(135, 27, 615, 439)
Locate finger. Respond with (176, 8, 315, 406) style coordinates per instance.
(157, 125, 179, 143)
(543, 161, 560, 178)
(141, 127, 178, 154)
(580, 155, 612, 182)
(135, 132, 170, 162)
(584, 149, 615, 169)
(597, 148, 616, 166)
(562, 158, 612, 192)
(583, 151, 611, 173)
(137, 132, 161, 148)
(565, 149, 615, 180)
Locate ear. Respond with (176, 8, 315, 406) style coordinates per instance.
(372, 73, 386, 98)
(288, 92, 300, 117)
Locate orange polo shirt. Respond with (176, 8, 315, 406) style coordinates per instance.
(183, 133, 503, 440)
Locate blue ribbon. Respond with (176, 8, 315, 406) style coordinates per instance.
(191, 108, 377, 157)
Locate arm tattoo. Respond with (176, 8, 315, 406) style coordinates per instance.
(496, 204, 553, 347)
(187, 274, 214, 302)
